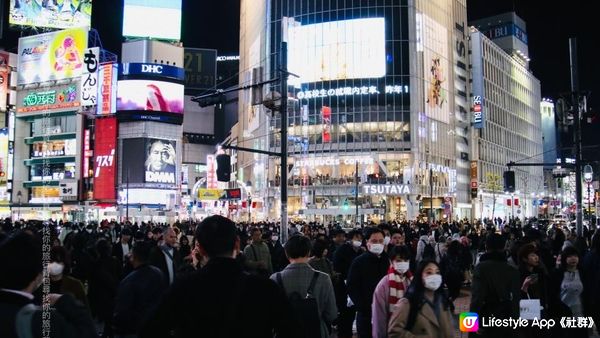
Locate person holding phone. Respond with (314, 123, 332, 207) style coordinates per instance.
(518, 244, 551, 329)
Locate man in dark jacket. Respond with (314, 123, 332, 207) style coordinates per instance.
(113, 241, 166, 336)
(149, 227, 181, 286)
(470, 233, 521, 338)
(333, 229, 363, 338)
(112, 228, 133, 267)
(0, 231, 96, 338)
(347, 227, 389, 338)
(140, 215, 297, 338)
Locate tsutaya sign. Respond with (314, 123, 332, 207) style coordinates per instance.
(296, 157, 374, 168)
(363, 184, 411, 195)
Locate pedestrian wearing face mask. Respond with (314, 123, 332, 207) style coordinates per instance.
(333, 229, 364, 338)
(388, 260, 454, 338)
(49, 246, 89, 311)
(347, 227, 390, 338)
(372, 245, 413, 338)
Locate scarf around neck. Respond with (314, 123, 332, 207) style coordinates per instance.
(388, 265, 412, 314)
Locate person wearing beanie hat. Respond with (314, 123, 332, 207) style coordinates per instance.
(0, 231, 96, 338)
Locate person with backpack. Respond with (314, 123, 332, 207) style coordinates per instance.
(271, 235, 337, 338)
(469, 233, 521, 338)
(388, 259, 454, 338)
(416, 233, 437, 263)
(0, 231, 97, 338)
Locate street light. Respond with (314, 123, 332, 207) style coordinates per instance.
(584, 165, 593, 223)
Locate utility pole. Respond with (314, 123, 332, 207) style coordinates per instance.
(430, 166, 434, 224)
(126, 168, 130, 222)
(570, 38, 584, 237)
(355, 161, 359, 225)
(280, 41, 289, 243)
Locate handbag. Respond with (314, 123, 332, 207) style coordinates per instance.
(519, 292, 542, 320)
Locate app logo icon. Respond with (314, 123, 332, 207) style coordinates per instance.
(459, 312, 479, 332)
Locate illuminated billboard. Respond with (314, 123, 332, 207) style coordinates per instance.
(419, 14, 450, 124)
(122, 0, 182, 41)
(287, 18, 386, 86)
(94, 117, 117, 200)
(117, 80, 184, 114)
(9, 0, 92, 30)
(97, 63, 118, 115)
(17, 27, 89, 85)
(17, 83, 80, 114)
(121, 138, 177, 187)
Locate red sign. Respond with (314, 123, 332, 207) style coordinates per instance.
(322, 106, 331, 143)
(94, 117, 117, 200)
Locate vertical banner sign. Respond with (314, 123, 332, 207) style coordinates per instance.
(0, 51, 9, 112)
(97, 63, 117, 115)
(83, 129, 91, 178)
(81, 47, 100, 106)
(94, 117, 117, 200)
(470, 161, 478, 199)
(206, 155, 218, 189)
(471, 33, 485, 129)
(322, 106, 331, 143)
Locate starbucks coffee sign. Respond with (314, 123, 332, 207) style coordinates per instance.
(362, 184, 411, 195)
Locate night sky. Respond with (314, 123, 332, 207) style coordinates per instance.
(1, 0, 597, 121)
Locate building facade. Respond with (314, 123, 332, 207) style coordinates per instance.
(470, 29, 543, 221)
(238, 0, 472, 224)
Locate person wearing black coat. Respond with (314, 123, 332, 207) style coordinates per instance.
(148, 228, 181, 286)
(140, 216, 297, 338)
(113, 242, 166, 336)
(346, 228, 389, 338)
(0, 231, 96, 338)
(333, 229, 363, 338)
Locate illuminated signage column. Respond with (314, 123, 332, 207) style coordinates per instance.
(94, 117, 117, 200)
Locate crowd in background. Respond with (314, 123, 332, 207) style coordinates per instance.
(0, 215, 599, 338)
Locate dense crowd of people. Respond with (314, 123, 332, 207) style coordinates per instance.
(0, 216, 599, 338)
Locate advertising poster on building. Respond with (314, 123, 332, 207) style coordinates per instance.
(0, 129, 8, 205)
(32, 139, 76, 157)
(322, 106, 331, 142)
(121, 138, 146, 184)
(81, 47, 99, 106)
(245, 36, 260, 133)
(144, 139, 176, 185)
(116, 80, 184, 114)
(9, 0, 92, 30)
(97, 63, 117, 115)
(0, 52, 8, 112)
(17, 83, 80, 114)
(420, 14, 450, 124)
(18, 27, 88, 85)
(183, 49, 216, 90)
(94, 117, 117, 200)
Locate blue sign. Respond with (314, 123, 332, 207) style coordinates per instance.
(119, 63, 185, 81)
(472, 95, 484, 128)
(482, 23, 528, 45)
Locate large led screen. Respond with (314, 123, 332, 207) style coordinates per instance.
(9, 0, 92, 30)
(17, 27, 88, 85)
(116, 80, 184, 114)
(287, 18, 386, 86)
(121, 138, 177, 187)
(122, 0, 181, 41)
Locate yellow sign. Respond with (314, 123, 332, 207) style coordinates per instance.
(198, 189, 224, 200)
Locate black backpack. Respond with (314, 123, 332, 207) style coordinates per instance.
(276, 271, 322, 338)
(421, 240, 436, 261)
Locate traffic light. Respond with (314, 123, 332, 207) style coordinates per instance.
(196, 94, 225, 108)
(504, 170, 515, 193)
(216, 154, 231, 182)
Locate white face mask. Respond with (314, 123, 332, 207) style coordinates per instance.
(393, 261, 410, 274)
(369, 243, 385, 255)
(424, 274, 442, 290)
(271, 236, 279, 242)
(86, 228, 92, 233)
(48, 262, 65, 276)
(352, 240, 362, 248)
(384, 236, 391, 245)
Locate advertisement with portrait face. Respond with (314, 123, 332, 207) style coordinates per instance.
(94, 117, 117, 200)
(420, 14, 450, 124)
(17, 27, 88, 85)
(144, 138, 176, 185)
(9, 0, 92, 30)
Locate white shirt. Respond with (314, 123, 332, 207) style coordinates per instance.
(121, 242, 130, 258)
(163, 247, 174, 284)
